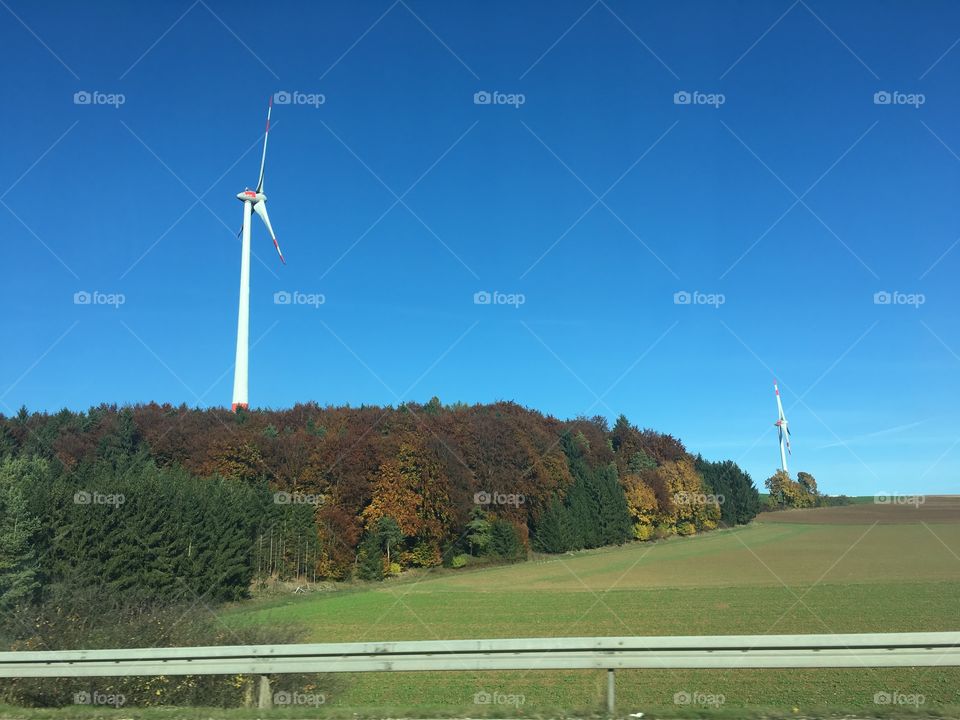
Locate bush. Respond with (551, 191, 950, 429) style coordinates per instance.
(654, 522, 675, 540)
(676, 522, 696, 536)
(632, 523, 655, 541)
(402, 540, 441, 568)
(451, 554, 469, 568)
(0, 593, 332, 708)
(387, 562, 402, 576)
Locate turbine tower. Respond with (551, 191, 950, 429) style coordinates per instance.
(232, 97, 285, 412)
(773, 380, 791, 472)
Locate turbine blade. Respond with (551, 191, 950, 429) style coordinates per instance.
(255, 96, 273, 194)
(253, 201, 285, 264)
(774, 381, 786, 421)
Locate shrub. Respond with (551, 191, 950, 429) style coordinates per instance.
(677, 522, 696, 536)
(654, 522, 676, 540)
(403, 540, 441, 568)
(387, 562, 402, 576)
(451, 554, 469, 568)
(0, 593, 330, 708)
(632, 523, 655, 541)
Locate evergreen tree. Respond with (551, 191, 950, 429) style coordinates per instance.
(596, 463, 632, 545)
(376, 516, 403, 566)
(356, 532, 384, 580)
(489, 519, 521, 559)
(465, 506, 492, 556)
(695, 456, 761, 526)
(628, 450, 657, 473)
(0, 458, 41, 610)
(533, 496, 573, 553)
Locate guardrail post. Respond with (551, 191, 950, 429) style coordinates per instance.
(257, 675, 272, 709)
(606, 668, 615, 714)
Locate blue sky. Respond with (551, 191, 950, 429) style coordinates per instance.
(1, 0, 959, 495)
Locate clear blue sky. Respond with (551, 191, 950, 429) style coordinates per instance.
(2, 0, 958, 496)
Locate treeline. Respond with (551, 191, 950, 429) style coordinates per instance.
(763, 468, 851, 509)
(0, 401, 761, 610)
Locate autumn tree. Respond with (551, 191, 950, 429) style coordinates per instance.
(765, 469, 816, 508)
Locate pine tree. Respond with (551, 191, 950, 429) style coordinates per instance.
(533, 496, 573, 553)
(356, 532, 384, 580)
(376, 516, 403, 566)
(489, 519, 521, 559)
(0, 458, 42, 610)
(596, 463, 632, 545)
(465, 506, 492, 556)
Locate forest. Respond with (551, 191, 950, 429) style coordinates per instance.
(0, 400, 762, 611)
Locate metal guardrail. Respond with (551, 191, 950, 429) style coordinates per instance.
(2, 633, 958, 711)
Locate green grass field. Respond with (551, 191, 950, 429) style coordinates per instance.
(214, 500, 960, 716)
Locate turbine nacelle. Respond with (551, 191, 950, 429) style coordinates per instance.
(237, 189, 266, 204)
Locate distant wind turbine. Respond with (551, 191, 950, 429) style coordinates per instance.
(232, 97, 286, 412)
(773, 380, 791, 472)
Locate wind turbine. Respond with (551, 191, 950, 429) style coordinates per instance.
(773, 380, 791, 472)
(232, 97, 285, 412)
